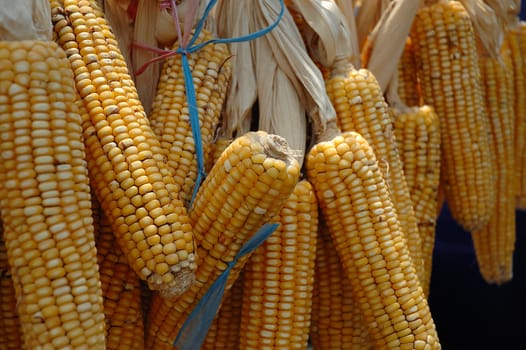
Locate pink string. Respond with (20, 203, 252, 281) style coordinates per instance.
(133, 0, 201, 76)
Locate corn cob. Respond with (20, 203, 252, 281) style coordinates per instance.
(410, 0, 496, 232)
(201, 272, 244, 350)
(93, 199, 145, 350)
(145, 131, 301, 349)
(392, 105, 441, 296)
(501, 20, 526, 209)
(310, 220, 372, 350)
(149, 28, 232, 207)
(0, 219, 24, 350)
(397, 37, 422, 107)
(325, 61, 425, 286)
(306, 130, 441, 350)
(49, 0, 197, 297)
(238, 179, 318, 350)
(470, 54, 516, 284)
(0, 39, 106, 349)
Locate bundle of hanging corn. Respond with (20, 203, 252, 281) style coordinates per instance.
(3, 0, 525, 348)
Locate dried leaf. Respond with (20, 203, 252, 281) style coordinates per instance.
(0, 0, 52, 41)
(364, 0, 420, 91)
(216, 0, 257, 137)
(252, 0, 336, 140)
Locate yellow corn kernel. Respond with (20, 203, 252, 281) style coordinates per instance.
(0, 40, 105, 349)
(310, 220, 372, 349)
(93, 198, 144, 350)
(410, 0, 496, 231)
(501, 20, 526, 209)
(325, 62, 424, 285)
(150, 28, 232, 207)
(306, 131, 441, 350)
(471, 54, 516, 284)
(393, 105, 441, 296)
(238, 179, 318, 349)
(49, 0, 197, 297)
(145, 131, 301, 349)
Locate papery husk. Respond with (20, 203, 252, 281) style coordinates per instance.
(354, 0, 389, 51)
(460, 0, 503, 57)
(0, 0, 52, 41)
(132, 0, 161, 115)
(291, 0, 356, 68)
(215, 0, 257, 138)
(103, 0, 135, 74)
(362, 0, 420, 92)
(251, 22, 307, 165)
(154, 0, 210, 47)
(484, 0, 521, 28)
(251, 0, 337, 149)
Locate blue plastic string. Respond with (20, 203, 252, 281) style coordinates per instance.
(173, 223, 280, 350)
(163, 1, 286, 348)
(165, 0, 285, 205)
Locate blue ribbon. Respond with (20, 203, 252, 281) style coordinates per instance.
(169, 0, 285, 205)
(168, 1, 285, 348)
(173, 223, 280, 350)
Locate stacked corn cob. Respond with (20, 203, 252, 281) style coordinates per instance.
(0, 0, 523, 349)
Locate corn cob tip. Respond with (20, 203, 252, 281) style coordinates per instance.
(147, 254, 197, 298)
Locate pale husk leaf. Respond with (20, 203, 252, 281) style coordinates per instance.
(354, 0, 389, 51)
(103, 0, 135, 74)
(291, 0, 355, 68)
(460, 0, 503, 57)
(364, 0, 420, 92)
(251, 0, 336, 142)
(215, 0, 257, 138)
(132, 0, 161, 115)
(0, 0, 52, 41)
(252, 28, 307, 164)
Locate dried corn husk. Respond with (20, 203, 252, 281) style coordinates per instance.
(291, 0, 356, 68)
(217, 0, 336, 152)
(132, 0, 161, 115)
(354, 0, 389, 51)
(460, 0, 503, 57)
(103, 0, 135, 73)
(362, 0, 420, 91)
(154, 0, 211, 47)
(0, 0, 51, 41)
(250, 0, 309, 162)
(216, 0, 257, 138)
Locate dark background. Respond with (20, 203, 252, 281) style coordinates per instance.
(427, 5, 526, 349)
(429, 207, 526, 349)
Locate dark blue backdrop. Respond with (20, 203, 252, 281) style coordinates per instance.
(428, 6, 526, 345)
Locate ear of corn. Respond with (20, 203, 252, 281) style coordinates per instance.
(0, 219, 24, 350)
(0, 39, 106, 349)
(306, 131, 441, 350)
(149, 28, 232, 207)
(392, 105, 441, 296)
(470, 54, 516, 284)
(238, 179, 318, 349)
(92, 198, 145, 350)
(49, 0, 198, 297)
(410, 0, 496, 232)
(310, 220, 372, 350)
(325, 62, 425, 286)
(145, 131, 301, 349)
(397, 37, 422, 107)
(201, 272, 244, 350)
(501, 21, 526, 209)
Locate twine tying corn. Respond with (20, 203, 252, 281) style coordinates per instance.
(133, 0, 286, 205)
